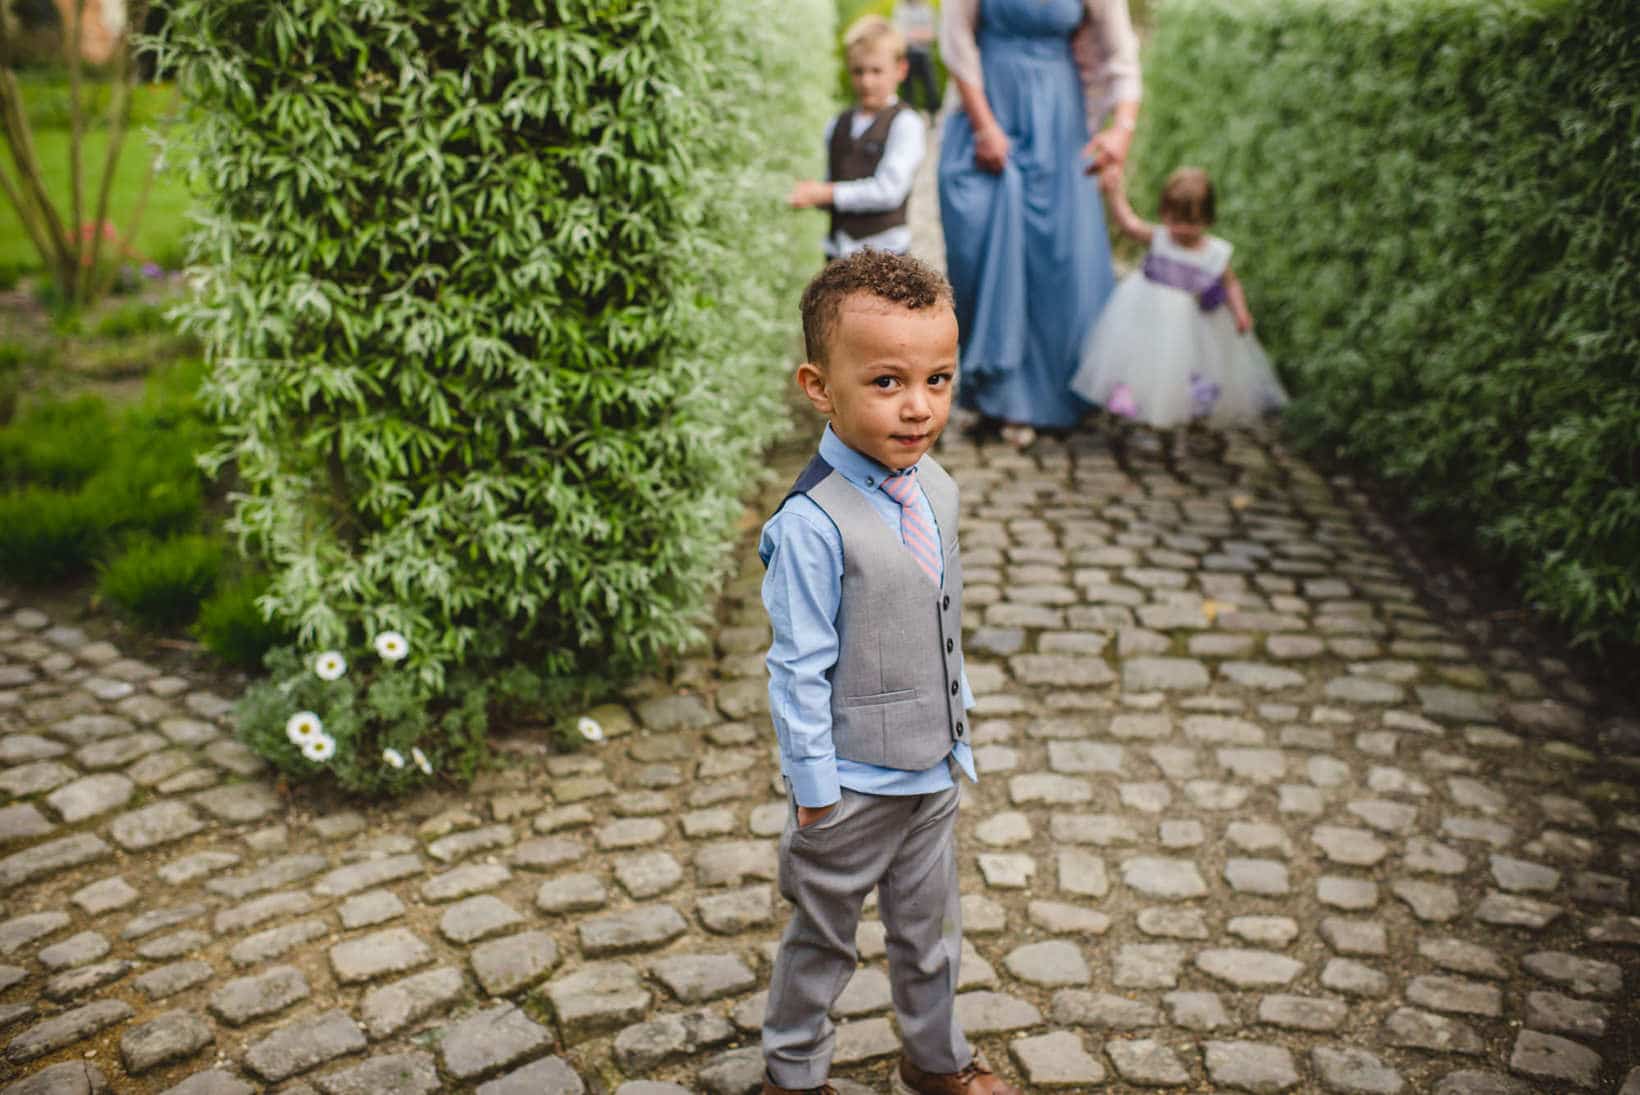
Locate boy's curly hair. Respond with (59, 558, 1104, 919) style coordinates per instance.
(801, 250, 954, 365)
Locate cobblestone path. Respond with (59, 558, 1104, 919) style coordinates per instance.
(4, 145, 1640, 1095)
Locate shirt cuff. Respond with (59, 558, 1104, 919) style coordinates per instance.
(788, 758, 841, 808)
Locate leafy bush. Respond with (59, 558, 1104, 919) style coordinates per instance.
(0, 489, 101, 582)
(1136, 0, 1640, 646)
(165, 0, 834, 790)
(0, 395, 114, 487)
(97, 534, 223, 629)
(0, 359, 211, 589)
(194, 572, 292, 669)
(94, 300, 173, 339)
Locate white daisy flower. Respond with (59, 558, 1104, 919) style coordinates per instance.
(411, 746, 433, 775)
(577, 716, 604, 743)
(285, 711, 323, 746)
(382, 748, 406, 769)
(301, 734, 336, 762)
(374, 630, 409, 662)
(314, 651, 347, 681)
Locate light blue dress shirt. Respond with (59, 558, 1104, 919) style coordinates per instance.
(760, 426, 978, 808)
(824, 101, 927, 258)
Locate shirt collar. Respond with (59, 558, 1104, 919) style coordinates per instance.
(819, 424, 919, 490)
(854, 96, 901, 122)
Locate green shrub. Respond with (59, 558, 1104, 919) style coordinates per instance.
(1136, 0, 1640, 646)
(0, 359, 210, 586)
(97, 534, 223, 629)
(194, 572, 292, 669)
(0, 488, 100, 582)
(94, 300, 173, 339)
(0, 395, 114, 488)
(166, 0, 834, 791)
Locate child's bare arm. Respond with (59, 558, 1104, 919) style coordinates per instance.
(1223, 267, 1254, 334)
(788, 180, 834, 209)
(1098, 167, 1153, 245)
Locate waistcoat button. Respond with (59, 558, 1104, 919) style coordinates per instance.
(950, 681, 959, 696)
(946, 638, 954, 653)
(955, 721, 964, 736)
(942, 595, 950, 610)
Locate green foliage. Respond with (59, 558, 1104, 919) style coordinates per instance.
(0, 488, 101, 582)
(164, 0, 835, 791)
(97, 534, 224, 628)
(94, 300, 173, 338)
(0, 359, 211, 586)
(235, 645, 490, 796)
(194, 572, 292, 669)
(1136, 0, 1640, 646)
(0, 395, 113, 487)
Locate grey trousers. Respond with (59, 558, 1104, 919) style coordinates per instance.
(762, 782, 970, 1088)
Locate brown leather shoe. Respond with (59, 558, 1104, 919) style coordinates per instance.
(895, 1055, 1022, 1095)
(760, 1074, 836, 1095)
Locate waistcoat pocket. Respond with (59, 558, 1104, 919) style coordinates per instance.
(841, 688, 919, 708)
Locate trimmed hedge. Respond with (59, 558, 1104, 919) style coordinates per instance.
(1134, 0, 1640, 646)
(164, 0, 835, 790)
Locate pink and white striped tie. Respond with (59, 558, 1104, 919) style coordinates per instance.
(880, 472, 942, 586)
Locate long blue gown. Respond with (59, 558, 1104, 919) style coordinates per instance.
(938, 0, 1115, 430)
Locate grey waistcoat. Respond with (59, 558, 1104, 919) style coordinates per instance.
(781, 454, 968, 771)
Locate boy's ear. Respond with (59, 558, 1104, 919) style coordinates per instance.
(896, 58, 910, 83)
(795, 361, 834, 416)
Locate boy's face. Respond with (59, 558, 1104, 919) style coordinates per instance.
(798, 294, 958, 471)
(847, 43, 909, 113)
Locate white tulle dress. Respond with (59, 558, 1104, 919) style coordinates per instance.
(1069, 229, 1288, 428)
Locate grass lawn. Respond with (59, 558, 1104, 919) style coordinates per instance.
(0, 79, 194, 278)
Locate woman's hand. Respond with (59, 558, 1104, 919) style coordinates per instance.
(797, 803, 836, 828)
(974, 123, 1010, 173)
(1233, 308, 1255, 335)
(1083, 125, 1133, 175)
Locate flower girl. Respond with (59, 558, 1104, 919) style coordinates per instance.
(1070, 166, 1287, 447)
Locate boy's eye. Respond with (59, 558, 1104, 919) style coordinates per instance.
(928, 373, 953, 388)
(872, 376, 899, 389)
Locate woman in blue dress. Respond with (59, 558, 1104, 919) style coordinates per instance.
(938, 0, 1142, 449)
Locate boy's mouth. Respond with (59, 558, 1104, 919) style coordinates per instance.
(892, 432, 928, 446)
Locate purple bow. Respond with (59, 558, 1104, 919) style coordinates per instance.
(1143, 251, 1226, 312)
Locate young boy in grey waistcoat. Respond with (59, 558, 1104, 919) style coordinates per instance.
(758, 251, 1018, 1095)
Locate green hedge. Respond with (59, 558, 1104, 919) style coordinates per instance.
(164, 0, 834, 791)
(1135, 0, 1640, 646)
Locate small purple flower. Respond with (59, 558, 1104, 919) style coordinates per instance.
(1106, 383, 1139, 419)
(141, 262, 164, 279)
(1189, 373, 1221, 418)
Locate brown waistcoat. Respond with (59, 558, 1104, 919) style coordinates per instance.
(827, 103, 910, 241)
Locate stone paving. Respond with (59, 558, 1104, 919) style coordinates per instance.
(4, 147, 1640, 1095)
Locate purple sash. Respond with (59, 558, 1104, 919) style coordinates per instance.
(1143, 251, 1226, 311)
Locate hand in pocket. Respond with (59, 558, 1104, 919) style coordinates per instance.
(797, 803, 837, 829)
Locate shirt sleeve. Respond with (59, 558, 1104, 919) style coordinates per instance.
(1071, 0, 1142, 127)
(831, 110, 927, 214)
(760, 501, 844, 808)
(939, 0, 983, 93)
